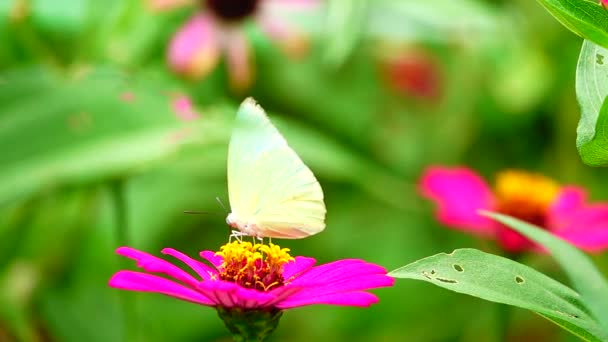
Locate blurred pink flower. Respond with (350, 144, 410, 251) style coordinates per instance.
(602, 0, 608, 8)
(420, 166, 608, 253)
(110, 241, 392, 337)
(150, 0, 320, 90)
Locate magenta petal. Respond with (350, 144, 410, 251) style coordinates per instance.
(109, 270, 214, 306)
(168, 14, 220, 78)
(290, 260, 386, 286)
(550, 204, 608, 252)
(548, 186, 588, 228)
(277, 291, 379, 309)
(200, 251, 224, 268)
(161, 248, 218, 281)
(283, 256, 316, 279)
(116, 247, 200, 287)
(420, 166, 496, 236)
(196, 280, 275, 309)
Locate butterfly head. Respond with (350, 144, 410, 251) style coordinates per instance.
(226, 213, 259, 237)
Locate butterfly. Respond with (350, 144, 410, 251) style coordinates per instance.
(225, 98, 326, 239)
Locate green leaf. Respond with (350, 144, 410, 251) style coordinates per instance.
(535, 0, 608, 48)
(576, 40, 608, 165)
(323, 0, 367, 68)
(389, 248, 607, 342)
(0, 68, 230, 207)
(483, 212, 608, 332)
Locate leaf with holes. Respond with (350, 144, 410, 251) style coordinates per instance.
(483, 212, 608, 333)
(536, 0, 608, 48)
(576, 40, 608, 165)
(389, 248, 607, 342)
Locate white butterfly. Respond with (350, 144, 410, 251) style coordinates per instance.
(225, 98, 326, 239)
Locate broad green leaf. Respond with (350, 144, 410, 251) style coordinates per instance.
(576, 40, 608, 165)
(389, 248, 607, 342)
(483, 212, 608, 332)
(0, 68, 230, 207)
(535, 0, 608, 48)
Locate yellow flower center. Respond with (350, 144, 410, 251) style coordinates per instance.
(216, 241, 294, 291)
(494, 170, 560, 227)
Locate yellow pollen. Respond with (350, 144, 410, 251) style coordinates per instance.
(494, 170, 560, 227)
(215, 240, 294, 291)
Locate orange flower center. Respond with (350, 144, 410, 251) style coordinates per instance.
(494, 170, 560, 227)
(216, 241, 294, 291)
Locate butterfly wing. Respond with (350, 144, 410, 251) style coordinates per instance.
(227, 98, 326, 238)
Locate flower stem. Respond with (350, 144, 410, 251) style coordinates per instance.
(216, 307, 283, 342)
(110, 179, 137, 342)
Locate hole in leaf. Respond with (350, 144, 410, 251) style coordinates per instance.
(597, 53, 605, 65)
(435, 277, 457, 284)
(556, 311, 579, 319)
(422, 271, 433, 280)
(430, 270, 436, 275)
(515, 276, 525, 284)
(453, 264, 464, 272)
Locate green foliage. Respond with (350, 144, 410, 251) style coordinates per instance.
(484, 212, 608, 331)
(576, 40, 608, 165)
(535, 0, 608, 48)
(390, 248, 607, 342)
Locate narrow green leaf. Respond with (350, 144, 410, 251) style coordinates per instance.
(483, 212, 608, 332)
(576, 40, 608, 165)
(0, 68, 230, 207)
(390, 248, 606, 342)
(535, 0, 608, 48)
(323, 0, 368, 68)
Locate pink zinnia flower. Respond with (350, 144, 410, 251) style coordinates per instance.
(110, 241, 393, 339)
(150, 0, 321, 90)
(420, 166, 608, 252)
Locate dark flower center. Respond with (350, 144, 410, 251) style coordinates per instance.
(204, 0, 260, 22)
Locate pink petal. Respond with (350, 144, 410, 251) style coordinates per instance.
(168, 14, 220, 79)
(419, 166, 496, 236)
(290, 260, 387, 286)
(223, 30, 254, 91)
(116, 247, 200, 287)
(496, 226, 534, 252)
(547, 186, 588, 228)
(196, 280, 275, 309)
(171, 95, 200, 121)
(109, 270, 214, 306)
(283, 256, 316, 280)
(284, 275, 394, 300)
(161, 248, 218, 281)
(200, 251, 224, 268)
(277, 291, 379, 309)
(550, 204, 608, 252)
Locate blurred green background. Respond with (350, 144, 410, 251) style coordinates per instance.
(0, 0, 606, 341)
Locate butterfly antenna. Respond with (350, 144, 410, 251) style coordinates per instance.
(216, 197, 229, 213)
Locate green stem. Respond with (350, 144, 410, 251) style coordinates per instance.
(216, 307, 283, 342)
(110, 179, 137, 342)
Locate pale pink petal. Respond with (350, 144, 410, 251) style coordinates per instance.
(262, 0, 321, 13)
(161, 248, 218, 281)
(258, 16, 309, 57)
(283, 256, 316, 280)
(171, 95, 200, 121)
(109, 270, 214, 306)
(168, 14, 220, 79)
(277, 291, 379, 309)
(146, 0, 193, 12)
(200, 251, 224, 268)
(116, 247, 200, 287)
(223, 30, 254, 91)
(420, 166, 496, 236)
